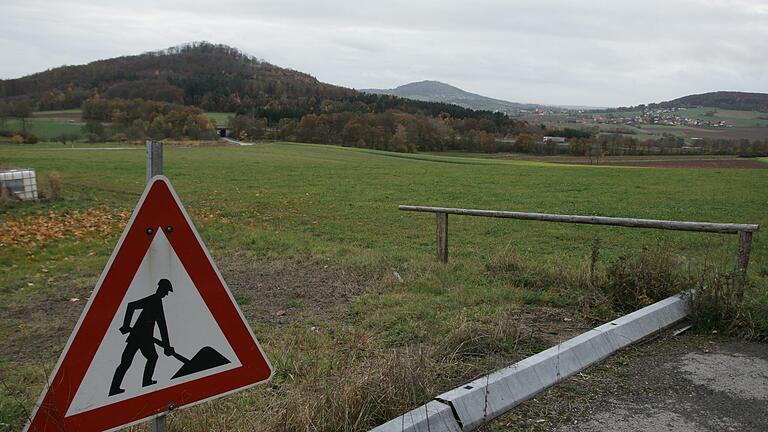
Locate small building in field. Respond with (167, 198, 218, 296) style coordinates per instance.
(215, 124, 231, 138)
(0, 168, 38, 201)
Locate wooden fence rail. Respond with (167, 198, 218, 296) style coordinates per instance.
(398, 205, 759, 274)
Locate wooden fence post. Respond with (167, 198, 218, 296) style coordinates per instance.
(437, 212, 448, 263)
(737, 230, 753, 272)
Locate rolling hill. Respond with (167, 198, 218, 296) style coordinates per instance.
(0, 42, 493, 121)
(0, 42, 354, 114)
(0, 42, 531, 153)
(361, 80, 543, 114)
(650, 91, 768, 112)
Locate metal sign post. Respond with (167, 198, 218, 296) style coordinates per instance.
(152, 415, 166, 432)
(147, 140, 166, 432)
(147, 140, 163, 182)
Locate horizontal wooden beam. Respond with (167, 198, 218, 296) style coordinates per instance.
(399, 205, 759, 234)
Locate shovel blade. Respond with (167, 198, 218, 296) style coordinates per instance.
(171, 346, 231, 379)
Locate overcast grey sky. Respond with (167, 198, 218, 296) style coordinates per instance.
(1, 0, 766, 107)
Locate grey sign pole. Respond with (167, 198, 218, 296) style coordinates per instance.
(147, 140, 163, 182)
(146, 140, 167, 432)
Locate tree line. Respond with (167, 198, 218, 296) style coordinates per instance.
(503, 132, 768, 157)
(81, 97, 217, 141)
(229, 110, 530, 153)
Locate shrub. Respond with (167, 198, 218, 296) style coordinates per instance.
(23, 133, 38, 144)
(55, 133, 80, 144)
(486, 244, 526, 276)
(11, 134, 23, 144)
(689, 270, 768, 341)
(0, 184, 20, 207)
(48, 171, 62, 199)
(602, 247, 691, 312)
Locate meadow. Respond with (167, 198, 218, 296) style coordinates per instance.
(1, 111, 235, 142)
(1, 141, 767, 431)
(673, 107, 768, 128)
(206, 112, 235, 124)
(1, 117, 83, 141)
(573, 106, 768, 141)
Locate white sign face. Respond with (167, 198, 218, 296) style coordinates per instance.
(67, 229, 241, 416)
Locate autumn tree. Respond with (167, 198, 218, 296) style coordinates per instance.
(390, 124, 409, 152)
(514, 133, 537, 153)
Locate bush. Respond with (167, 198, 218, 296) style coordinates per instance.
(0, 184, 20, 207)
(55, 133, 80, 144)
(483, 244, 767, 340)
(486, 244, 526, 276)
(85, 133, 101, 143)
(601, 248, 691, 312)
(48, 171, 62, 199)
(11, 134, 23, 144)
(689, 270, 768, 341)
(23, 133, 38, 144)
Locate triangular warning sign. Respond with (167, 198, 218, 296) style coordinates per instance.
(24, 176, 273, 432)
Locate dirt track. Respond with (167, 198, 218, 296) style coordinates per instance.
(535, 156, 768, 169)
(587, 158, 768, 169)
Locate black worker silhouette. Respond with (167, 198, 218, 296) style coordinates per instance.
(109, 279, 175, 396)
(108, 278, 231, 397)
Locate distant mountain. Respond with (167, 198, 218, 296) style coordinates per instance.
(650, 91, 768, 112)
(361, 80, 544, 114)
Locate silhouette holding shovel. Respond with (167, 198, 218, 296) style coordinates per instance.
(109, 278, 230, 397)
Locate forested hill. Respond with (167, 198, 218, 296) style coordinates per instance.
(0, 43, 352, 113)
(1, 42, 533, 153)
(650, 91, 768, 112)
(0, 42, 499, 121)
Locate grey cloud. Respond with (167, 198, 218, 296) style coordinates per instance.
(1, 0, 766, 106)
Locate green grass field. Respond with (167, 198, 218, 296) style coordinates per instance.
(1, 142, 767, 430)
(1, 118, 84, 140)
(674, 107, 768, 127)
(2, 110, 233, 143)
(579, 107, 768, 141)
(206, 112, 234, 124)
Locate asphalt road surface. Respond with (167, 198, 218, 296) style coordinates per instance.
(485, 333, 767, 432)
(555, 336, 768, 432)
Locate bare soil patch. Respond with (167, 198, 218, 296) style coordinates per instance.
(192, 254, 375, 325)
(596, 158, 768, 169)
(0, 256, 376, 365)
(0, 262, 102, 362)
(522, 155, 768, 169)
(0, 290, 88, 363)
(507, 306, 593, 347)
